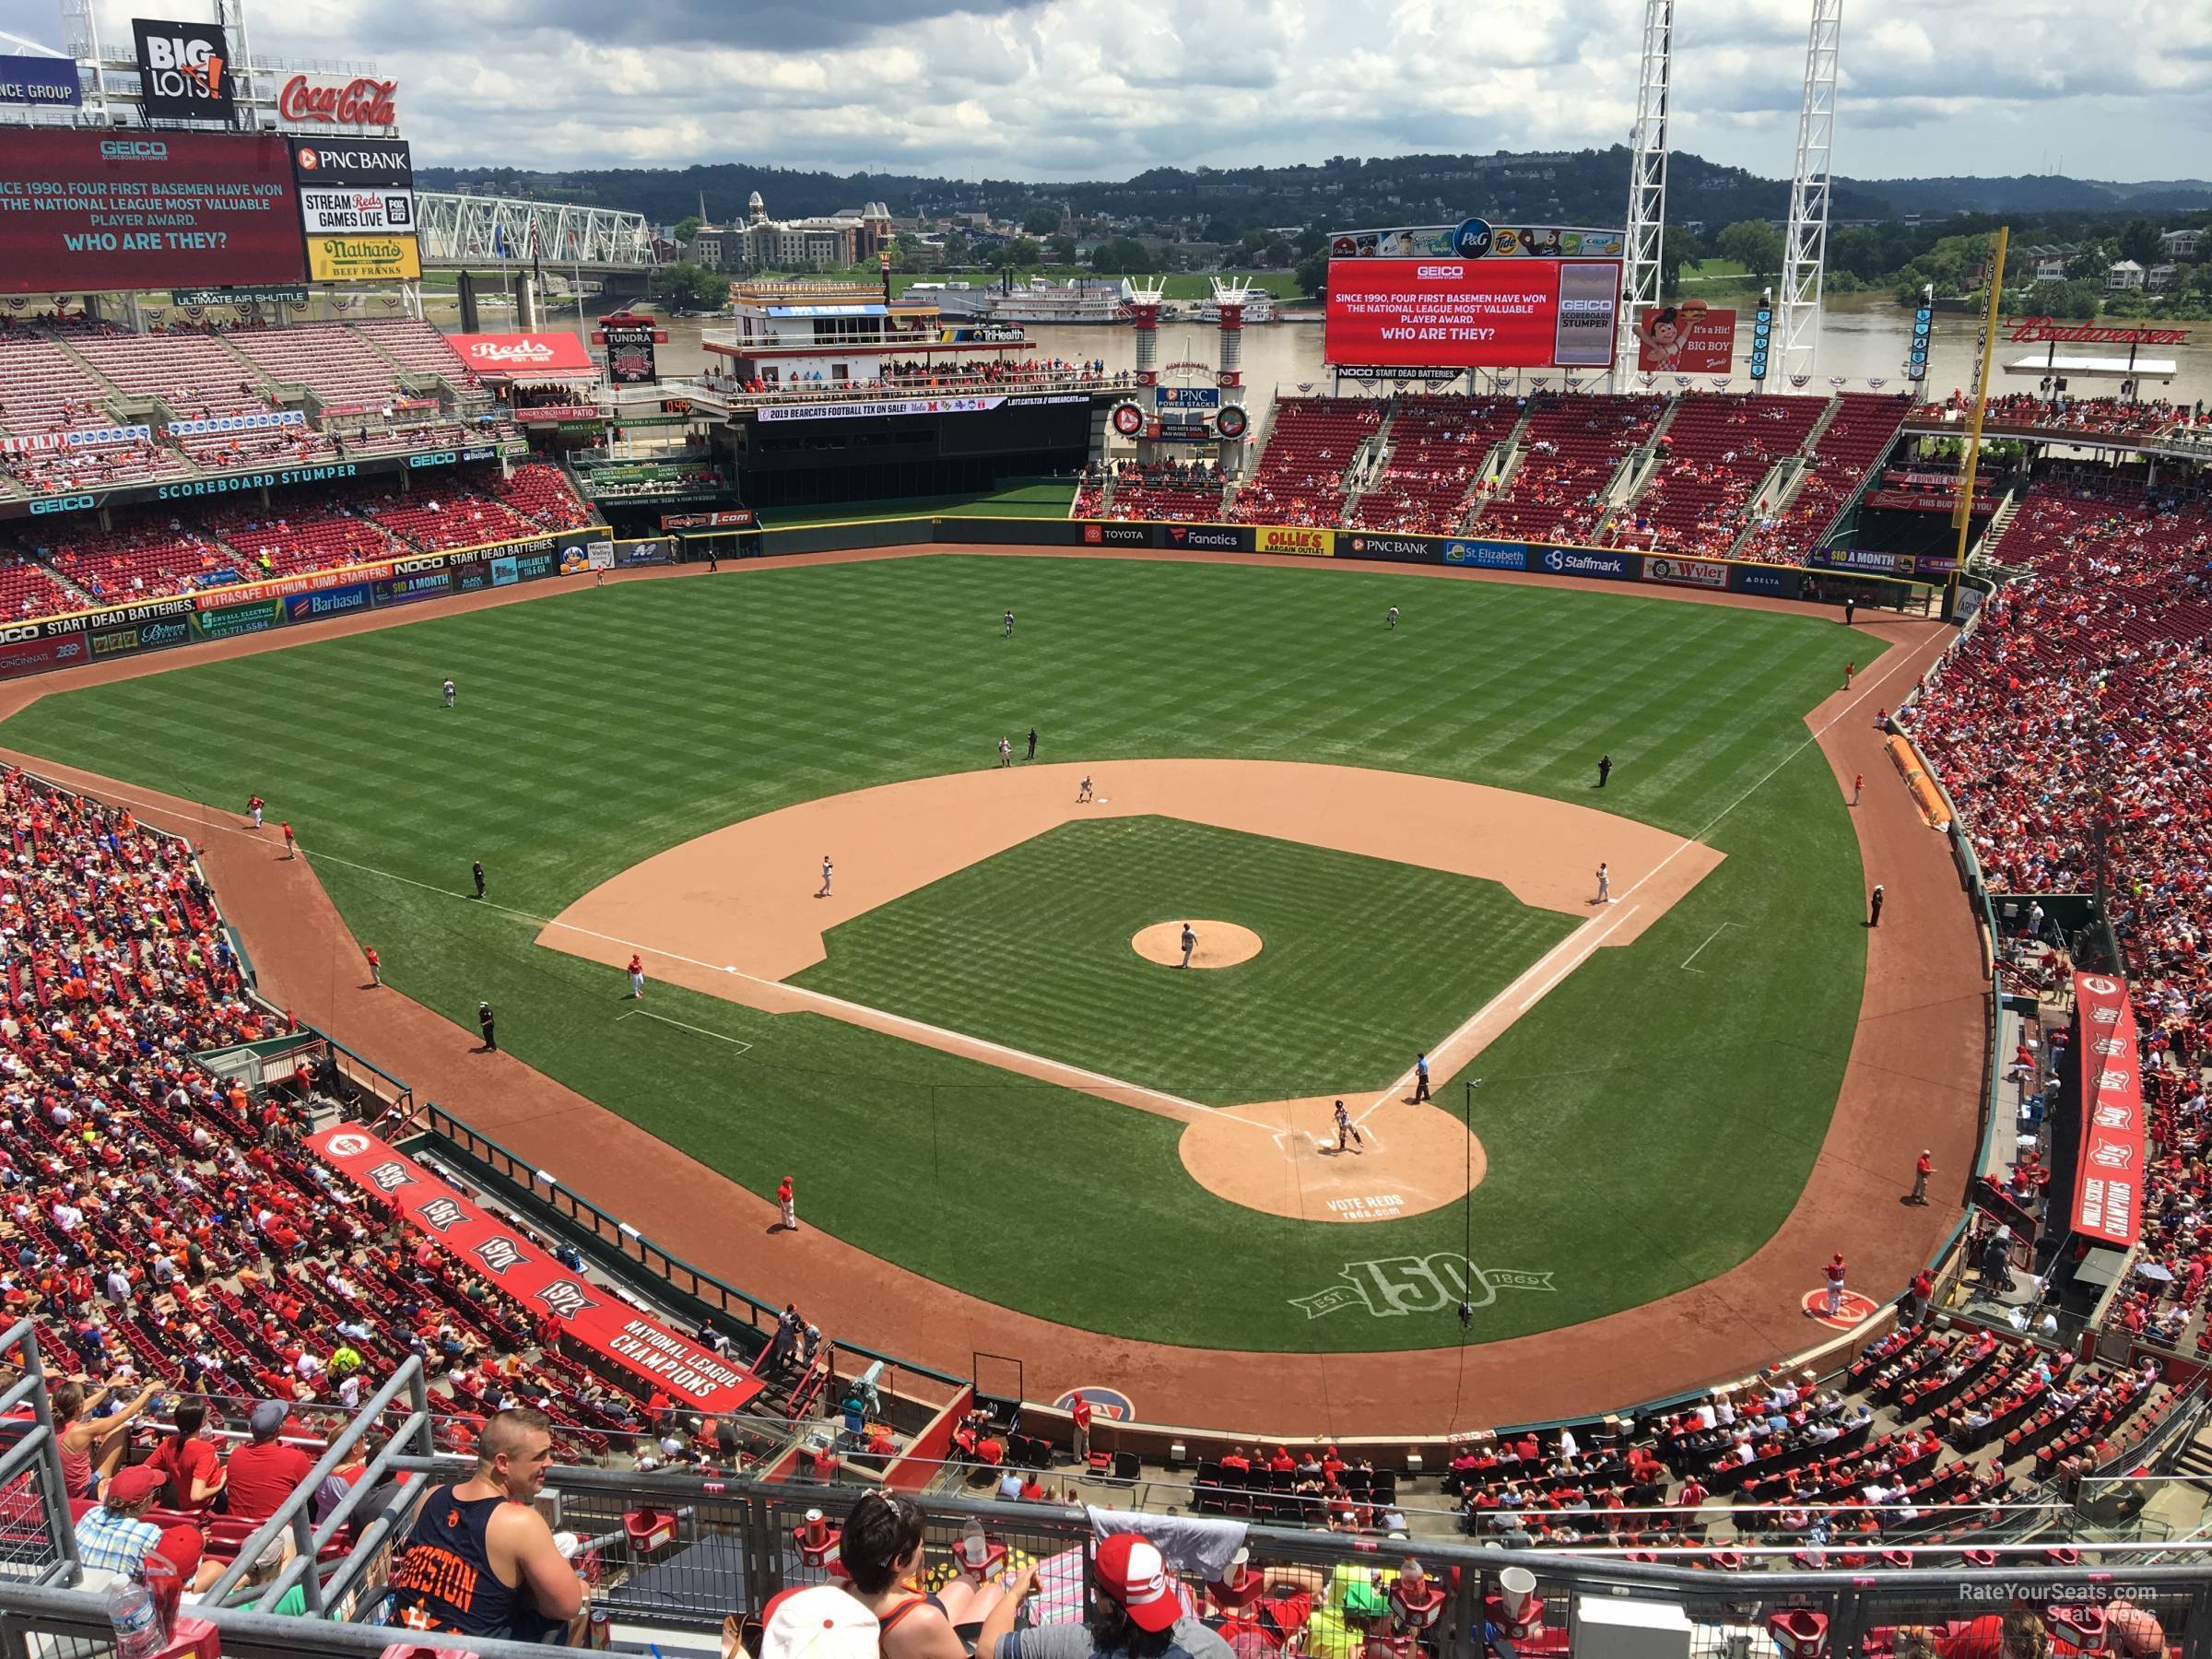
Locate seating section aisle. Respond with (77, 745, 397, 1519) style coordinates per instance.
(0, 555, 82, 619)
(226, 325, 419, 413)
(1350, 396, 1522, 535)
(1473, 396, 1663, 546)
(492, 463, 595, 530)
(1737, 394, 1909, 564)
(1615, 394, 1826, 555)
(203, 493, 398, 578)
(0, 333, 113, 436)
(349, 318, 482, 390)
(72, 334, 268, 419)
(1231, 398, 1385, 527)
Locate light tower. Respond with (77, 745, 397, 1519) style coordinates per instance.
(1210, 276, 1254, 474)
(54, 0, 110, 123)
(1778, 0, 1842, 388)
(1126, 276, 1166, 389)
(1617, 0, 1676, 384)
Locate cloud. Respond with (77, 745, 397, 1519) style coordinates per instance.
(0, 0, 2202, 186)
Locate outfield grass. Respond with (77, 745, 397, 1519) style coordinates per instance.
(0, 557, 1878, 1350)
(794, 816, 1577, 1103)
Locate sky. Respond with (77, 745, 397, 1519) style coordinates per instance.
(2, 0, 2207, 183)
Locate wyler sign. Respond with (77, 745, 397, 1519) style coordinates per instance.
(132, 18, 234, 123)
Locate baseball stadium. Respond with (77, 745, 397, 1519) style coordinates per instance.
(0, 0, 2205, 1655)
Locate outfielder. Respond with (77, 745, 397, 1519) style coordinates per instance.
(1333, 1099, 1365, 1153)
(441, 677, 456, 709)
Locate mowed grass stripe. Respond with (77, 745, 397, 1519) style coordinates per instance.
(0, 556, 1885, 1352)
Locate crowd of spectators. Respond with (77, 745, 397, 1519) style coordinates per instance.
(1913, 392, 2203, 441)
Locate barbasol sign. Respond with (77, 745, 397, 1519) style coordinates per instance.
(1541, 547, 1633, 580)
(1442, 539, 1527, 571)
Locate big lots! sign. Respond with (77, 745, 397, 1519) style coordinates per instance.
(278, 75, 399, 127)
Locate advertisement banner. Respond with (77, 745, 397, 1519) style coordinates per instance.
(166, 410, 306, 439)
(449, 334, 597, 378)
(0, 130, 306, 295)
(1635, 304, 1737, 374)
(1155, 386, 1221, 408)
(1256, 526, 1335, 558)
(1078, 522, 1154, 548)
(1325, 258, 1619, 370)
(306, 234, 420, 283)
(1730, 565, 1799, 599)
(1534, 546, 1637, 581)
(310, 1127, 764, 1414)
(1343, 533, 1442, 564)
(88, 615, 191, 659)
(1159, 524, 1251, 553)
(1641, 555, 1731, 591)
(758, 394, 1011, 422)
(661, 510, 756, 530)
(0, 55, 80, 107)
(0, 629, 86, 680)
(371, 569, 453, 607)
(1328, 223, 1625, 261)
(132, 17, 235, 124)
(190, 597, 285, 641)
(170, 284, 309, 307)
(616, 538, 673, 567)
(298, 186, 415, 236)
(514, 405, 600, 425)
(289, 137, 412, 190)
(1441, 538, 1530, 571)
(2070, 973, 2143, 1248)
(1334, 364, 1467, 386)
(277, 76, 399, 130)
(598, 318, 660, 385)
(452, 558, 492, 594)
(283, 582, 372, 623)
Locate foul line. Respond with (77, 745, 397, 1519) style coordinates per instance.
(285, 845, 1268, 1136)
(617, 1007, 754, 1053)
(1681, 922, 1732, 974)
(1358, 633, 1935, 1126)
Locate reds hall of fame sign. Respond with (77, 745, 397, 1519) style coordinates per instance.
(1290, 1253, 1557, 1319)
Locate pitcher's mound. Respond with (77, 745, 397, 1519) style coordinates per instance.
(1132, 921, 1262, 970)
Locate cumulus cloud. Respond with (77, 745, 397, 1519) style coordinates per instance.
(0, 0, 2203, 182)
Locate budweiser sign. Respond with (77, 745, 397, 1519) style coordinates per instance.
(2004, 316, 2192, 347)
(278, 75, 398, 126)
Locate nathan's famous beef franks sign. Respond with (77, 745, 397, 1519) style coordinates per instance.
(1325, 258, 1619, 371)
(0, 130, 306, 295)
(2070, 972, 2144, 1249)
(310, 1126, 764, 1413)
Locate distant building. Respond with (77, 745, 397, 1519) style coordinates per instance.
(2147, 264, 2179, 292)
(2106, 260, 2146, 291)
(2159, 228, 2205, 259)
(687, 193, 895, 272)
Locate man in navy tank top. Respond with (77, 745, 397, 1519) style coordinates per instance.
(389, 1408, 586, 1644)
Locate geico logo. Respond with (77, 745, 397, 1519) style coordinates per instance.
(1417, 265, 1465, 278)
(99, 140, 167, 159)
(29, 495, 95, 515)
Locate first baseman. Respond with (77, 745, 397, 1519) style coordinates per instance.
(817, 856, 833, 898)
(1594, 863, 1613, 904)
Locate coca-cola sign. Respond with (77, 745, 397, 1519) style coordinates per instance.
(279, 75, 398, 127)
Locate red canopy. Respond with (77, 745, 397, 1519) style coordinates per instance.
(447, 332, 599, 381)
(310, 1126, 762, 1415)
(2069, 972, 2144, 1248)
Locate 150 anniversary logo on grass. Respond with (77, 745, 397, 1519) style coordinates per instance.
(1291, 1253, 1556, 1318)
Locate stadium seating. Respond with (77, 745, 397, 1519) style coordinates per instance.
(370, 477, 545, 551)
(41, 519, 240, 603)
(1349, 395, 1522, 535)
(0, 554, 83, 619)
(1473, 395, 1663, 545)
(1918, 393, 2187, 441)
(490, 463, 594, 530)
(72, 333, 271, 419)
(225, 325, 427, 415)
(1230, 397, 1385, 526)
(202, 494, 397, 578)
(1737, 394, 1910, 563)
(348, 317, 481, 389)
(0, 332, 114, 436)
(1611, 394, 1826, 554)
(1082, 459, 1227, 522)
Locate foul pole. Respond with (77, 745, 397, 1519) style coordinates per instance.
(1951, 226, 2010, 569)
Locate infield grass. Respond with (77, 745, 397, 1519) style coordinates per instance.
(0, 555, 1882, 1350)
(792, 815, 1578, 1103)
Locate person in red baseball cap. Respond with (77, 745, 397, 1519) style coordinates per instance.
(981, 1530, 1231, 1659)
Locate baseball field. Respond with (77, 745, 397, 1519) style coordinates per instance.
(0, 551, 1896, 1363)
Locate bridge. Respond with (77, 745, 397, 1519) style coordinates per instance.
(416, 192, 658, 275)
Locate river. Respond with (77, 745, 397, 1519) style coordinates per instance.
(418, 289, 2212, 411)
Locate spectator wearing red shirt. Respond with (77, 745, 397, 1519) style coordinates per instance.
(146, 1399, 225, 1513)
(224, 1400, 313, 1524)
(1219, 1445, 1252, 1473)
(1069, 1394, 1095, 1464)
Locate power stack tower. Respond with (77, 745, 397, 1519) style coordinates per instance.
(1211, 276, 1256, 476)
(1127, 276, 1167, 391)
(1617, 0, 1676, 386)
(1778, 0, 1842, 388)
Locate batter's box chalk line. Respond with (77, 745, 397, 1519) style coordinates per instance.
(617, 1007, 755, 1053)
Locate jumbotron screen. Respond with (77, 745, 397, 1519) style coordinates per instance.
(0, 130, 307, 295)
(1325, 259, 1621, 370)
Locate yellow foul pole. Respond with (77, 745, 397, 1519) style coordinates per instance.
(1951, 225, 2010, 567)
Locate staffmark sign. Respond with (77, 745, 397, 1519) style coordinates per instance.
(132, 18, 233, 123)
